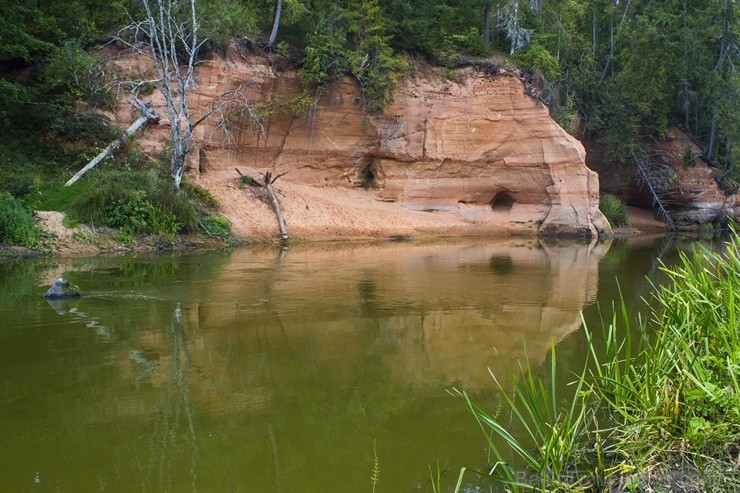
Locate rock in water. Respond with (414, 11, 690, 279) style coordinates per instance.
(44, 278, 82, 299)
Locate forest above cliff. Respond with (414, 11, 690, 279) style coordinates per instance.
(0, 0, 737, 245)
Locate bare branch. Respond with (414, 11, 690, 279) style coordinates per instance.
(110, 0, 260, 189)
(632, 145, 676, 231)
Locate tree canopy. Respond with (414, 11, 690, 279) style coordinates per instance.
(1, 0, 737, 188)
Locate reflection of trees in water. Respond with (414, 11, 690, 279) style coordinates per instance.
(142, 304, 198, 492)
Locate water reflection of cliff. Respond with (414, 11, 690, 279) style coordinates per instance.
(1, 238, 613, 491)
(173, 238, 610, 395)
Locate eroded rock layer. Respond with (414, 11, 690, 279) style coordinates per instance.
(111, 47, 610, 238)
(652, 127, 738, 228)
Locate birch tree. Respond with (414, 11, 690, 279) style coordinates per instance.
(267, 0, 283, 48)
(122, 0, 256, 189)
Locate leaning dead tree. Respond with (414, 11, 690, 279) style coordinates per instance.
(632, 145, 676, 231)
(116, 0, 259, 189)
(236, 168, 289, 241)
(65, 98, 160, 186)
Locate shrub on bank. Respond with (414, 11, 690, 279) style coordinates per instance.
(600, 193, 629, 228)
(0, 192, 41, 247)
(42, 162, 226, 242)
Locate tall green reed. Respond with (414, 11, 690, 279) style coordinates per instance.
(453, 230, 739, 492)
(452, 342, 593, 492)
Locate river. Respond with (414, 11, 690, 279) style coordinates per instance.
(0, 235, 723, 491)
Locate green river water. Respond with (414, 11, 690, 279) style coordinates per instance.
(0, 235, 721, 492)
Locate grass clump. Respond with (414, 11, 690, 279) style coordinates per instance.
(454, 230, 740, 492)
(0, 192, 41, 247)
(600, 193, 629, 228)
(202, 215, 230, 239)
(41, 158, 222, 243)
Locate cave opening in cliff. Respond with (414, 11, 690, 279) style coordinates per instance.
(491, 192, 515, 212)
(360, 161, 378, 189)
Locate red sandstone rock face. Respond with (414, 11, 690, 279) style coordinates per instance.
(110, 46, 610, 237)
(652, 127, 738, 227)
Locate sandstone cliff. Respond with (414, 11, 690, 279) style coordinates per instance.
(111, 47, 610, 240)
(652, 127, 738, 228)
(590, 127, 738, 230)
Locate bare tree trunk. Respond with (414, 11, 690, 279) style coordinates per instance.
(171, 150, 186, 190)
(682, 0, 690, 132)
(706, 116, 717, 161)
(632, 147, 676, 231)
(510, 0, 520, 55)
(683, 77, 690, 131)
(65, 99, 160, 186)
(599, 18, 613, 82)
(236, 168, 289, 241)
(592, 11, 598, 58)
(263, 172, 289, 241)
(600, 0, 633, 82)
(495, 6, 502, 49)
(267, 0, 283, 48)
(484, 4, 491, 48)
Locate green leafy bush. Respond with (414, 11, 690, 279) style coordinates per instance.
(203, 215, 230, 239)
(599, 193, 629, 228)
(448, 28, 487, 57)
(62, 165, 200, 239)
(104, 190, 180, 239)
(300, 1, 404, 113)
(40, 41, 105, 107)
(0, 172, 42, 203)
(181, 180, 219, 209)
(516, 42, 559, 81)
(0, 192, 40, 247)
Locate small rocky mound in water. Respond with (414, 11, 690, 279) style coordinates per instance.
(44, 278, 82, 299)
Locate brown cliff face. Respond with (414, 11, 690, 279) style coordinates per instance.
(652, 127, 738, 227)
(111, 47, 610, 240)
(587, 127, 738, 229)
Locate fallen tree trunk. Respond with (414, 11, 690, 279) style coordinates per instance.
(236, 168, 289, 241)
(263, 171, 289, 242)
(632, 147, 676, 231)
(65, 98, 160, 186)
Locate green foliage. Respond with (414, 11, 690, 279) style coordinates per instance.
(0, 172, 43, 204)
(459, 231, 740, 491)
(379, 0, 487, 60)
(455, 343, 591, 491)
(181, 180, 219, 209)
(299, 0, 404, 112)
(202, 215, 230, 239)
(370, 440, 380, 493)
(238, 174, 256, 187)
(40, 40, 107, 107)
(58, 158, 217, 241)
(0, 192, 41, 247)
(349, 0, 405, 112)
(599, 193, 629, 228)
(103, 190, 180, 239)
(0, 3, 59, 63)
(198, 0, 258, 48)
(516, 42, 559, 80)
(449, 27, 487, 57)
(299, 7, 352, 88)
(597, 237, 739, 442)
